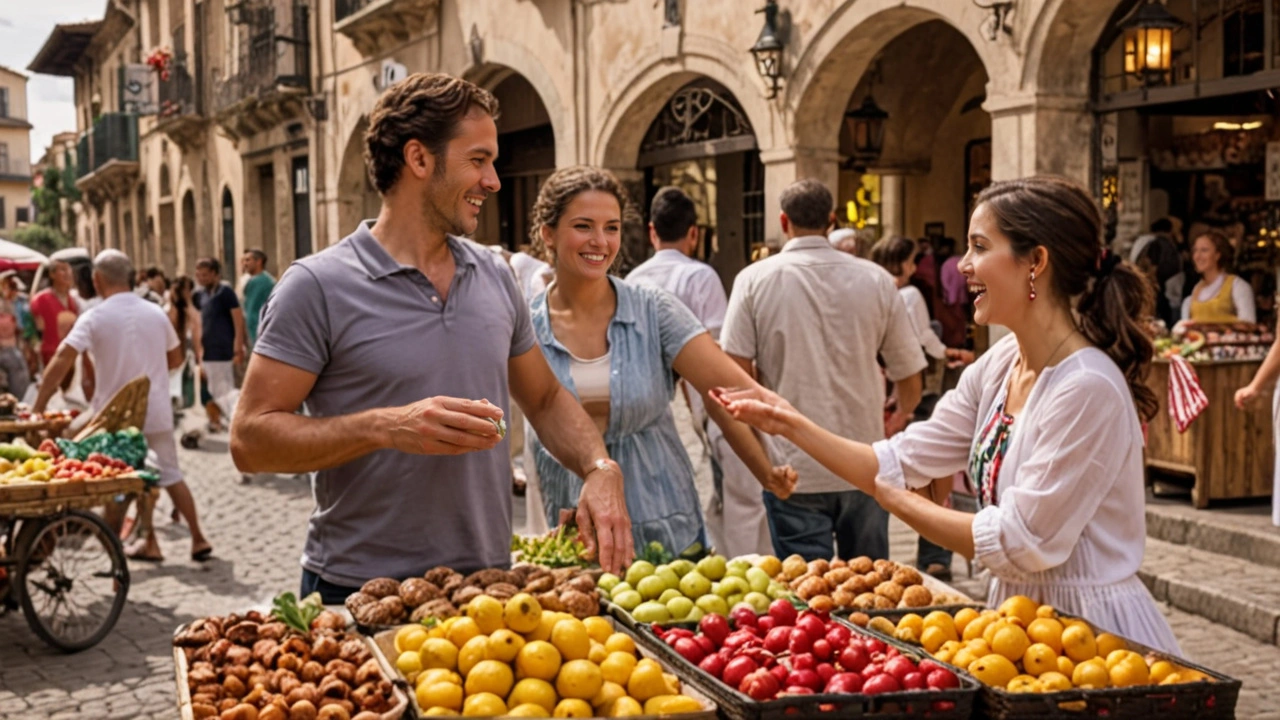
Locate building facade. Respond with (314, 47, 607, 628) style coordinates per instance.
(29, 0, 1280, 286)
(0, 66, 34, 233)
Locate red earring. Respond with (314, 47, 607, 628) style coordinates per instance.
(1029, 270, 1037, 301)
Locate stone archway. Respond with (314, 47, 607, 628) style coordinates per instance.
(336, 119, 380, 238)
(464, 38, 572, 168)
(1024, 0, 1128, 98)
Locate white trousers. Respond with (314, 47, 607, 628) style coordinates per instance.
(708, 422, 774, 558)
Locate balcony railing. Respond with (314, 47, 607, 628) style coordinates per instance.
(214, 1, 310, 114)
(335, 0, 374, 22)
(0, 157, 31, 180)
(158, 52, 198, 119)
(76, 113, 139, 180)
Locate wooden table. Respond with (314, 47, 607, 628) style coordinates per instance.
(1145, 359, 1275, 507)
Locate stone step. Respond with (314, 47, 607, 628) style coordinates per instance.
(1145, 498, 1280, 571)
(1139, 536, 1280, 646)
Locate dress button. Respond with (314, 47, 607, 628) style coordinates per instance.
(431, 296, 439, 303)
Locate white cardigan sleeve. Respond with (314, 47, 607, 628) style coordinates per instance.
(873, 346, 993, 489)
(901, 287, 948, 359)
(970, 371, 1130, 577)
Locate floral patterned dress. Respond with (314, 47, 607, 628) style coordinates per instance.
(968, 400, 1016, 508)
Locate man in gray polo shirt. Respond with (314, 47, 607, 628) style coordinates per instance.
(231, 74, 631, 602)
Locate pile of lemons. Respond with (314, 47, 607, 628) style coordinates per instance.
(886, 595, 1210, 694)
(393, 592, 704, 717)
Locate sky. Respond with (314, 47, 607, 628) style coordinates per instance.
(0, 1, 107, 165)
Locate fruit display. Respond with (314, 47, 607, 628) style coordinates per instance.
(647, 598, 966, 703)
(382, 592, 711, 717)
(511, 525, 589, 568)
(1156, 323, 1274, 362)
(875, 596, 1216, 694)
(600, 555, 794, 625)
(54, 427, 150, 469)
(173, 603, 404, 720)
(772, 555, 970, 614)
(345, 565, 601, 628)
(0, 439, 137, 485)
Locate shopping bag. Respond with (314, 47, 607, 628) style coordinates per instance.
(1167, 354, 1208, 433)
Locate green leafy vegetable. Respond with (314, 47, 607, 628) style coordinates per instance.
(271, 591, 325, 634)
(512, 523, 590, 568)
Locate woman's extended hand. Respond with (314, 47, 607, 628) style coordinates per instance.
(762, 465, 798, 500)
(1234, 384, 1261, 409)
(710, 385, 801, 437)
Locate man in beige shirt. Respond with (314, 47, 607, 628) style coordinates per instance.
(721, 179, 926, 561)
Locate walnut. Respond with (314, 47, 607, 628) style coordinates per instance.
(873, 594, 896, 610)
(901, 585, 933, 608)
(325, 660, 358, 686)
(852, 593, 878, 610)
(299, 661, 325, 684)
(195, 684, 225, 702)
(278, 674, 301, 697)
(259, 623, 289, 641)
(260, 707, 287, 720)
(411, 598, 457, 623)
(287, 684, 320, 706)
(823, 568, 854, 586)
(807, 559, 831, 576)
(288, 699, 318, 720)
(358, 578, 400, 600)
(847, 556, 874, 574)
(223, 675, 247, 700)
(376, 595, 406, 623)
(176, 618, 222, 647)
(560, 589, 599, 619)
(832, 589, 856, 608)
(398, 578, 442, 608)
(225, 621, 260, 646)
(311, 636, 340, 665)
(423, 566, 457, 586)
(892, 567, 923, 587)
(355, 659, 383, 687)
(191, 703, 219, 719)
(795, 576, 831, 601)
(339, 638, 370, 665)
(439, 574, 464, 596)
(509, 563, 539, 584)
(522, 575, 555, 594)
(311, 611, 346, 632)
(316, 701, 352, 720)
(874, 581, 904, 604)
(319, 676, 351, 700)
(344, 593, 377, 617)
(226, 646, 253, 666)
(353, 603, 393, 628)
(536, 590, 565, 612)
(484, 582, 519, 600)
(462, 568, 508, 588)
(451, 585, 483, 606)
(551, 567, 578, 585)
(224, 665, 251, 682)
(352, 713, 381, 720)
(564, 575, 597, 594)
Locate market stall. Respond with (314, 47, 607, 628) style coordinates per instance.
(1146, 324, 1276, 507)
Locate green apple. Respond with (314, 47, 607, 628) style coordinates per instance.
(613, 590, 642, 611)
(695, 555, 727, 581)
(726, 592, 746, 608)
(597, 573, 621, 593)
(746, 567, 772, 594)
(637, 575, 668, 601)
(632, 601, 671, 623)
(678, 571, 712, 599)
(610, 582, 634, 600)
(654, 566, 681, 591)
(666, 596, 695, 620)
(668, 559, 696, 578)
(685, 606, 705, 623)
(710, 582, 722, 597)
(744, 592, 771, 614)
(717, 576, 750, 598)
(658, 588, 683, 604)
(766, 581, 788, 600)
(625, 561, 655, 587)
(695, 594, 729, 617)
(726, 558, 753, 578)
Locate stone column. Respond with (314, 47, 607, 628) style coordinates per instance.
(983, 92, 1093, 184)
(879, 173, 906, 239)
(760, 145, 841, 250)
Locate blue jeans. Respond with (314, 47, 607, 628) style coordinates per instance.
(301, 568, 362, 605)
(763, 491, 889, 561)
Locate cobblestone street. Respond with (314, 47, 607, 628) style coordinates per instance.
(1, 411, 1279, 718)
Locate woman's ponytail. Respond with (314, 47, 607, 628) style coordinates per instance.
(1077, 254, 1159, 421)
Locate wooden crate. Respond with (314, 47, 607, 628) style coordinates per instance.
(0, 476, 144, 517)
(1145, 360, 1274, 507)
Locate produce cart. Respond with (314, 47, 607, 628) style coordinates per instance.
(0, 475, 139, 651)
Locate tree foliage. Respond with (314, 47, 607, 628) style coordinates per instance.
(12, 225, 72, 257)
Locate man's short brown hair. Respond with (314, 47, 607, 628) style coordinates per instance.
(780, 179, 834, 231)
(363, 73, 500, 194)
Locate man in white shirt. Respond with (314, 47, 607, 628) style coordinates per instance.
(33, 250, 212, 563)
(722, 179, 927, 561)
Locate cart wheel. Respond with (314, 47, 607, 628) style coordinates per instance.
(15, 510, 130, 652)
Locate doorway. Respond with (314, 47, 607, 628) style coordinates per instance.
(292, 156, 311, 259)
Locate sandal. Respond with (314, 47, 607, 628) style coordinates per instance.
(923, 563, 952, 582)
(191, 546, 214, 562)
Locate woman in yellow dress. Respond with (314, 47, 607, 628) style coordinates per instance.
(1179, 229, 1255, 324)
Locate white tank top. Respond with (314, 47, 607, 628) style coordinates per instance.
(569, 351, 612, 404)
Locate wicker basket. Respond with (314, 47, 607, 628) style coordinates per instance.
(74, 375, 149, 440)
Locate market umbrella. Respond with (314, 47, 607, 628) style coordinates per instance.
(0, 237, 49, 271)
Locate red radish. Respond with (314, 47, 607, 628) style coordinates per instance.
(838, 645, 869, 673)
(699, 654, 726, 679)
(763, 626, 791, 655)
(786, 668, 822, 691)
(741, 669, 781, 701)
(816, 663, 836, 685)
(811, 639, 833, 661)
(699, 614, 731, 646)
(757, 615, 777, 633)
(902, 672, 926, 691)
(790, 653, 816, 671)
(825, 625, 851, 648)
(723, 630, 759, 652)
(788, 628, 813, 655)
(796, 613, 825, 640)
(862, 662, 884, 679)
(917, 659, 945, 675)
(862, 673, 901, 695)
(863, 637, 887, 655)
(674, 637, 705, 664)
(824, 672, 865, 694)
(926, 669, 960, 690)
(730, 605, 759, 629)
(884, 656, 915, 683)
(769, 664, 789, 684)
(768, 599, 798, 627)
(723, 656, 758, 690)
(694, 635, 715, 655)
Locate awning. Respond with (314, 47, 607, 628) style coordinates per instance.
(27, 21, 103, 77)
(0, 238, 50, 271)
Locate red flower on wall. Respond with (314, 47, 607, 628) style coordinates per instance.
(145, 47, 173, 81)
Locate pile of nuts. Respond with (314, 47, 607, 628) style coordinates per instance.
(173, 610, 398, 720)
(774, 556, 968, 614)
(345, 563, 602, 627)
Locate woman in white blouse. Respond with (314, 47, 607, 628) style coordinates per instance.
(715, 176, 1181, 654)
(869, 235, 973, 367)
(1179, 229, 1255, 324)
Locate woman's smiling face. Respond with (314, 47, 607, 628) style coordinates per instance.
(960, 202, 1037, 328)
(542, 190, 622, 281)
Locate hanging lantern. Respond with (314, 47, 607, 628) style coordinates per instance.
(749, 1, 784, 99)
(1120, 0, 1183, 86)
(845, 95, 889, 163)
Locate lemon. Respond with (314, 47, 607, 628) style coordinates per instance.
(583, 616, 613, 645)
(968, 654, 1018, 688)
(509, 677, 558, 713)
(447, 616, 482, 648)
(1026, 618, 1065, 654)
(626, 658, 668, 702)
(552, 698, 593, 717)
(423, 708, 459, 717)
(417, 681, 464, 712)
(517, 640, 563, 682)
(951, 647, 980, 671)
(998, 595, 1039, 627)
(920, 626, 951, 654)
(600, 651, 638, 686)
(923, 611, 957, 634)
(527, 611, 560, 643)
(1038, 671, 1072, 692)
(897, 613, 924, 638)
(1096, 633, 1127, 659)
(607, 696, 643, 716)
(468, 595, 506, 635)
(506, 703, 552, 718)
(551, 618, 591, 661)
(953, 607, 980, 636)
(417, 668, 462, 688)
(397, 625, 430, 654)
(1022, 643, 1059, 677)
(482, 629, 522, 664)
(504, 594, 544, 635)
(556, 659, 603, 701)
(992, 625, 1030, 663)
(1104, 649, 1134, 670)
(603, 633, 636, 655)
(462, 692, 507, 717)
(1056, 655, 1075, 677)
(421, 638, 460, 671)
(1061, 624, 1097, 663)
(457, 635, 489, 678)
(397, 649, 424, 680)
(590, 680, 626, 710)
(1072, 658, 1110, 688)
(963, 613, 996, 642)
(1109, 656, 1149, 687)
(1036, 604, 1059, 619)
(643, 695, 703, 714)
(1148, 660, 1177, 684)
(466, 659, 515, 698)
(1006, 675, 1039, 693)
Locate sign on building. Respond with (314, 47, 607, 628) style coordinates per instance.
(379, 60, 407, 90)
(120, 64, 158, 115)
